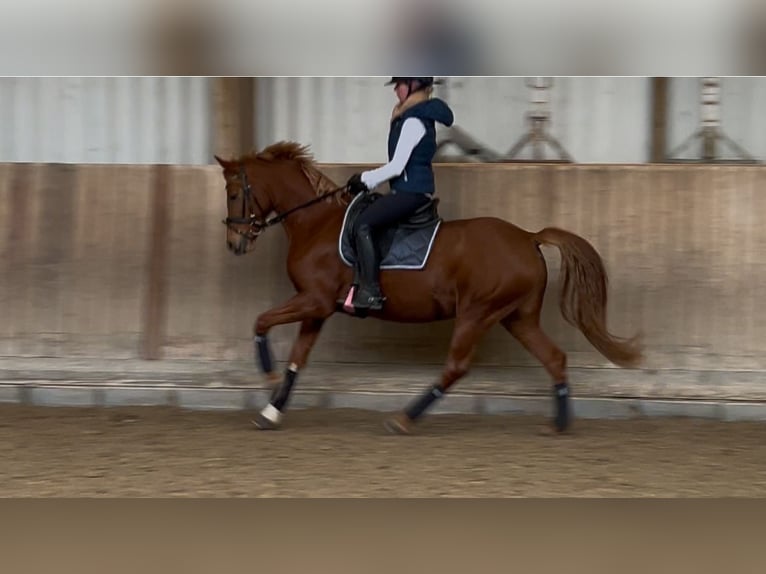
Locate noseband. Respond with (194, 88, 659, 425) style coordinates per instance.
(222, 167, 347, 240)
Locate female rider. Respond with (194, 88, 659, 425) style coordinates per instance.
(344, 76, 454, 312)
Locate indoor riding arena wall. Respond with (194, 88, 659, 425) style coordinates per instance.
(1, 162, 765, 380)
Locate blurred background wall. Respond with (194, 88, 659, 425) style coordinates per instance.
(2, 77, 766, 165)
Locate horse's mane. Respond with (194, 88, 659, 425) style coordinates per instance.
(242, 141, 313, 165)
(240, 141, 346, 205)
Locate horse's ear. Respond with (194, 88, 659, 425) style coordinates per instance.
(214, 154, 229, 168)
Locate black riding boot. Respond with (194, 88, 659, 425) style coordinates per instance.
(351, 224, 385, 311)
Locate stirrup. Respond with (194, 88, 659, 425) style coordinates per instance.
(352, 288, 385, 311)
(340, 285, 385, 313)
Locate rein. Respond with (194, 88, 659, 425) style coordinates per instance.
(222, 167, 347, 240)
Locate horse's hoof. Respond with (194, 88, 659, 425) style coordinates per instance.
(384, 415, 412, 435)
(251, 412, 281, 431)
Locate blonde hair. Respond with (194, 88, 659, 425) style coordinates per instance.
(391, 88, 433, 120)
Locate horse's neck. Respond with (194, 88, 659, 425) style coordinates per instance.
(270, 178, 345, 244)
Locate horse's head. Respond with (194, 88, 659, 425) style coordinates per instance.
(215, 154, 274, 256)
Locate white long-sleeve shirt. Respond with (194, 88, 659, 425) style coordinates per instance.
(360, 117, 427, 191)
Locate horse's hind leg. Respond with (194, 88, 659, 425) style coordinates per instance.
(384, 312, 494, 435)
(501, 313, 571, 432)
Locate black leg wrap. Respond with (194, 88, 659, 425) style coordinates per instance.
(554, 382, 570, 431)
(254, 335, 274, 373)
(270, 367, 298, 412)
(405, 384, 446, 421)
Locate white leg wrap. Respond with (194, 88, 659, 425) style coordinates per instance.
(260, 404, 282, 424)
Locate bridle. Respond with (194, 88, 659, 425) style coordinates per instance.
(222, 166, 346, 241)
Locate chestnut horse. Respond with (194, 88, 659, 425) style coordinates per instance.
(215, 142, 642, 435)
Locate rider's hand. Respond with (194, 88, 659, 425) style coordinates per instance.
(346, 173, 369, 196)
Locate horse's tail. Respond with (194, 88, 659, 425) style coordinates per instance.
(533, 227, 643, 368)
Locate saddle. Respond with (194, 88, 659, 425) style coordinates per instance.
(398, 196, 441, 228)
(338, 192, 443, 271)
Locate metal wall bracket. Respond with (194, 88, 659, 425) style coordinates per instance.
(434, 77, 574, 163)
(666, 78, 759, 164)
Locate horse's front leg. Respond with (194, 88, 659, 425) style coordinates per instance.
(251, 294, 332, 430)
(252, 292, 328, 378)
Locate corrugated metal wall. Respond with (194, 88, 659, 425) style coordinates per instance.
(0, 77, 212, 164)
(256, 77, 654, 164)
(257, 77, 766, 164)
(255, 77, 395, 164)
(439, 77, 652, 163)
(2, 77, 765, 165)
(668, 77, 766, 161)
